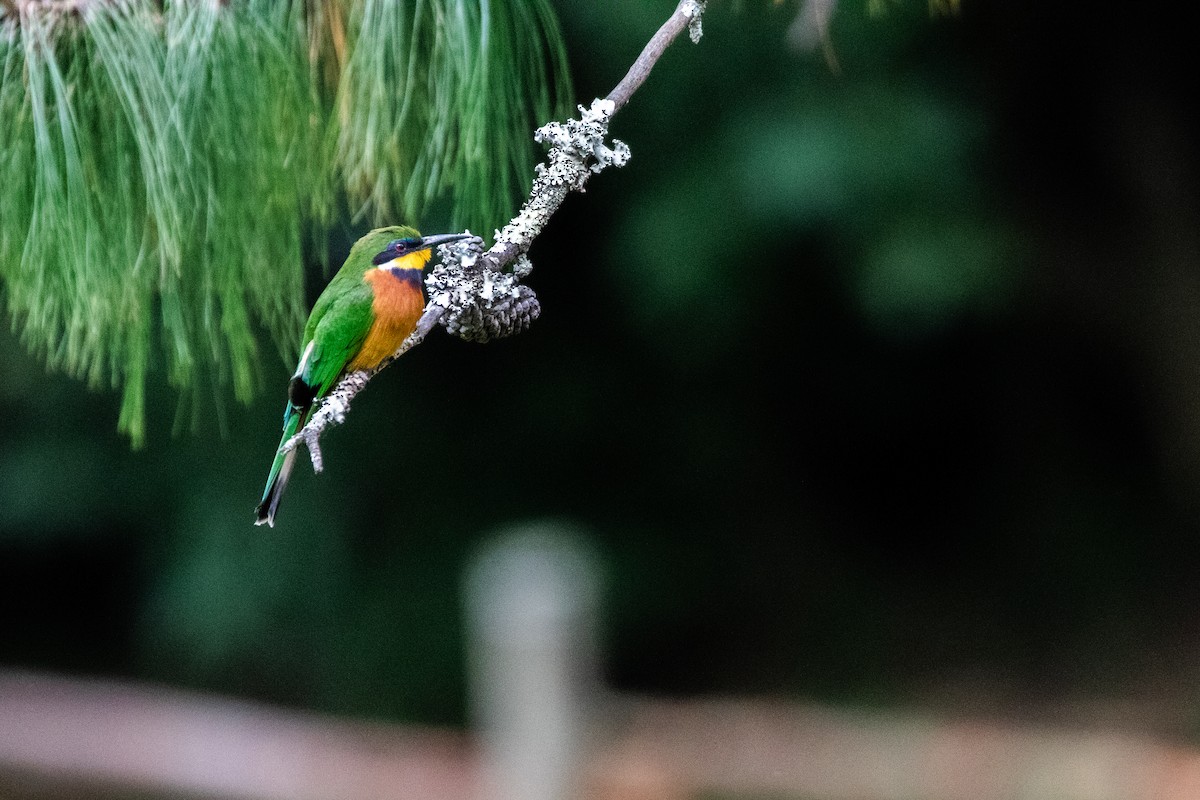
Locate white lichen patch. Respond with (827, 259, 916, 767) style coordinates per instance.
(490, 98, 632, 256)
(684, 0, 707, 43)
(425, 236, 541, 343)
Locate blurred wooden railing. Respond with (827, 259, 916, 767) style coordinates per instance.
(5, 528, 1200, 800)
(6, 669, 1200, 800)
(0, 668, 476, 800)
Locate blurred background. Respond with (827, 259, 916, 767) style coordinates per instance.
(3, 0, 1200, 797)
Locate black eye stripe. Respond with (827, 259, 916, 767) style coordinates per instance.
(372, 237, 424, 265)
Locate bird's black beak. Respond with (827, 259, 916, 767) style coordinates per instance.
(417, 233, 473, 252)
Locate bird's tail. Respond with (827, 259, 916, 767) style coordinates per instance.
(254, 405, 307, 527)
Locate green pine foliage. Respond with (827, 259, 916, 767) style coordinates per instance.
(0, 0, 570, 445)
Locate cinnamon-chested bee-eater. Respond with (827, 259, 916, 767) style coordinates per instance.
(254, 226, 470, 527)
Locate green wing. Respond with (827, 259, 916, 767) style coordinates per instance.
(298, 279, 374, 398)
(257, 279, 373, 526)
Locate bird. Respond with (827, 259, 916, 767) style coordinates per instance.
(254, 225, 470, 527)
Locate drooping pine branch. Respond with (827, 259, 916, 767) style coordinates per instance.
(283, 0, 708, 471)
(0, 0, 569, 446)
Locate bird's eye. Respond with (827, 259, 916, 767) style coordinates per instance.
(391, 239, 406, 252)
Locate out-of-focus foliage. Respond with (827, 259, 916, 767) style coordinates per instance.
(866, 0, 962, 17)
(332, 0, 571, 228)
(3, 0, 1199, 742)
(0, 0, 570, 445)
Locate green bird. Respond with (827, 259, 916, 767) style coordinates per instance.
(255, 225, 470, 527)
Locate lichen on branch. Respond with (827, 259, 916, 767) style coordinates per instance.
(285, 0, 708, 472)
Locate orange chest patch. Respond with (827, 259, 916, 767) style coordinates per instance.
(347, 267, 426, 372)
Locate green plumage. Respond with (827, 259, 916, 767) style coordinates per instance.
(255, 226, 420, 527)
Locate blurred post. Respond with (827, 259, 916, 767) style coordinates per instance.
(463, 523, 601, 800)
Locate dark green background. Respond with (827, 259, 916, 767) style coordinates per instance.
(3, 0, 1199, 735)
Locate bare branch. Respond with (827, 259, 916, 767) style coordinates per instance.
(287, 0, 708, 473)
(607, 0, 707, 115)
